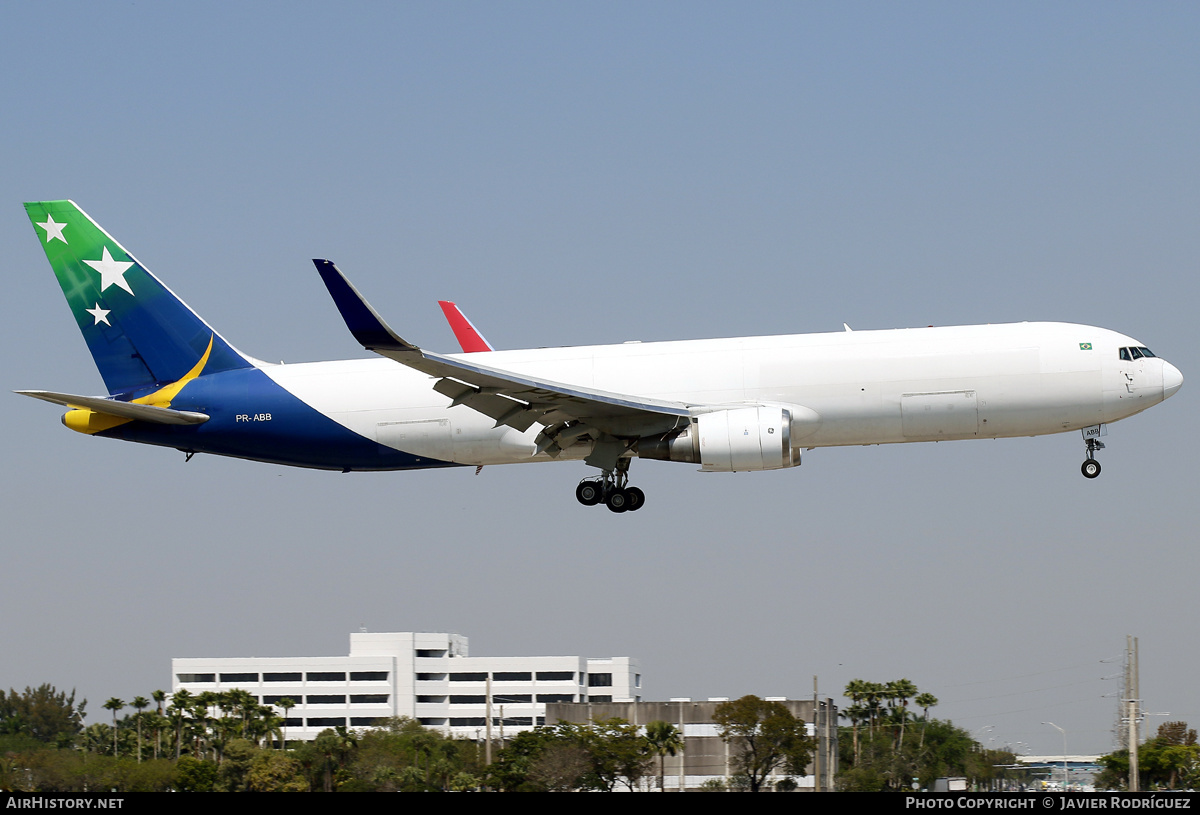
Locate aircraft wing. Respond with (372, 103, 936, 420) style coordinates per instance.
(16, 390, 210, 425)
(314, 260, 689, 461)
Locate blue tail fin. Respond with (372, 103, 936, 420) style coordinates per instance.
(25, 201, 253, 396)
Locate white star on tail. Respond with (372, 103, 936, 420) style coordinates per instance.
(36, 215, 68, 244)
(86, 303, 111, 326)
(83, 247, 135, 295)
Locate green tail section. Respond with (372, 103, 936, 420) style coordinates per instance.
(26, 201, 252, 396)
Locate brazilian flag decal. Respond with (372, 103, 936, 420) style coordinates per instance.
(1079, 343, 1093, 350)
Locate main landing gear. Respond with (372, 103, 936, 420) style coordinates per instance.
(1081, 434, 1105, 479)
(576, 459, 646, 513)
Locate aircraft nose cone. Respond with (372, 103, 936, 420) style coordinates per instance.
(1163, 361, 1183, 399)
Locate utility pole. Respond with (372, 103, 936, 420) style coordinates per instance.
(1127, 636, 1139, 792)
(814, 676, 822, 792)
(485, 674, 492, 766)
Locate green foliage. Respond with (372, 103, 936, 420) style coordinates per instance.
(488, 717, 654, 792)
(175, 755, 219, 792)
(837, 678, 1029, 792)
(835, 716, 1017, 792)
(645, 720, 684, 792)
(0, 685, 86, 744)
(1097, 721, 1200, 790)
(712, 695, 815, 793)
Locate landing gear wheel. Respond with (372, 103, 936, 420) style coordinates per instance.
(625, 486, 645, 511)
(1081, 460, 1101, 479)
(576, 481, 603, 506)
(605, 488, 630, 513)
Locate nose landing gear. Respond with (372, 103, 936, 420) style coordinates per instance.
(1081, 428, 1106, 479)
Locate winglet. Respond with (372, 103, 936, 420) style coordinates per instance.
(438, 300, 495, 352)
(313, 260, 417, 354)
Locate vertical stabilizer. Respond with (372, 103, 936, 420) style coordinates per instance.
(25, 201, 252, 395)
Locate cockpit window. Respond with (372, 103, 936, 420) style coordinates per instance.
(1120, 346, 1157, 361)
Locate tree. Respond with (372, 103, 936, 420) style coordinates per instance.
(130, 696, 149, 762)
(885, 679, 919, 749)
(914, 692, 938, 749)
(103, 698, 124, 756)
(167, 688, 193, 759)
(579, 718, 651, 791)
(276, 697, 296, 750)
(645, 720, 684, 792)
(844, 679, 874, 763)
(712, 696, 815, 792)
(0, 685, 86, 744)
(151, 690, 166, 759)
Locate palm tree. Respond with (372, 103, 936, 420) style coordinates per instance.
(251, 705, 284, 749)
(103, 698, 124, 756)
(151, 690, 166, 759)
(131, 696, 150, 762)
(645, 720, 684, 792)
(915, 692, 938, 748)
(168, 689, 193, 759)
(886, 679, 919, 749)
(844, 679, 870, 763)
(276, 697, 297, 751)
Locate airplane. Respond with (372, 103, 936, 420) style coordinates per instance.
(19, 200, 1183, 513)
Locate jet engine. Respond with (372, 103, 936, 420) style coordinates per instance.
(638, 406, 804, 472)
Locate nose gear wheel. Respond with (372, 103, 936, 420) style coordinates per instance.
(1081, 436, 1105, 479)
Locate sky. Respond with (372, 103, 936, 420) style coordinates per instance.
(2, 2, 1196, 758)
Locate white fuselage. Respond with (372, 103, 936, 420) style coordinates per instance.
(261, 321, 1176, 467)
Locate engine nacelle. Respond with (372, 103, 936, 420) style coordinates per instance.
(638, 406, 803, 472)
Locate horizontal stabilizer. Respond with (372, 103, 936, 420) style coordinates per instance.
(16, 390, 210, 425)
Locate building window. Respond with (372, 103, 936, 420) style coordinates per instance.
(590, 695, 612, 703)
(416, 696, 446, 704)
(537, 694, 575, 703)
(536, 672, 574, 681)
(449, 673, 487, 682)
(219, 673, 258, 683)
(416, 649, 447, 658)
(417, 673, 446, 682)
(350, 717, 386, 726)
(263, 696, 299, 705)
(449, 718, 486, 726)
(449, 696, 486, 705)
(306, 695, 346, 704)
(176, 674, 215, 683)
(350, 671, 389, 681)
(493, 672, 532, 682)
(635, 674, 641, 688)
(263, 672, 301, 682)
(306, 717, 346, 727)
(307, 672, 346, 682)
(588, 673, 613, 687)
(492, 695, 532, 703)
(350, 695, 389, 704)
